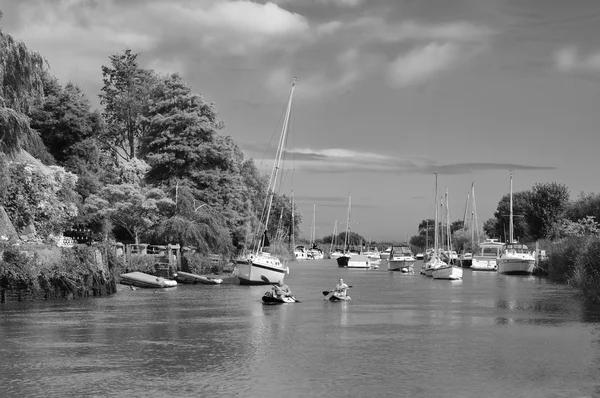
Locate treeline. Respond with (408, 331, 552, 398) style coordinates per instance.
(0, 21, 301, 255)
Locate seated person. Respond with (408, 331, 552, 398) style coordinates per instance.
(334, 278, 348, 297)
(272, 280, 292, 298)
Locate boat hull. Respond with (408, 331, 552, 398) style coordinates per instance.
(174, 271, 223, 284)
(471, 257, 498, 271)
(497, 258, 535, 275)
(328, 294, 351, 302)
(458, 258, 472, 268)
(388, 259, 415, 272)
(336, 255, 351, 267)
(347, 254, 370, 269)
(120, 272, 177, 288)
(236, 253, 288, 285)
(432, 265, 463, 280)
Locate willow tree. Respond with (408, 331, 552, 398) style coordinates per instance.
(0, 25, 45, 156)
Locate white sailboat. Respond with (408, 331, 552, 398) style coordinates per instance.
(336, 197, 370, 268)
(458, 182, 479, 268)
(307, 203, 324, 259)
(329, 220, 344, 259)
(423, 174, 446, 277)
(236, 79, 296, 285)
(432, 186, 463, 280)
(497, 171, 536, 275)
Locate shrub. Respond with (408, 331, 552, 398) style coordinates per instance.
(571, 237, 600, 303)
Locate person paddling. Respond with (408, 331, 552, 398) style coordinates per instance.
(334, 278, 349, 297)
(272, 280, 292, 299)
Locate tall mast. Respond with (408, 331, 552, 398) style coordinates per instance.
(344, 196, 351, 251)
(259, 78, 296, 253)
(509, 170, 514, 244)
(291, 191, 295, 250)
(472, 182, 479, 245)
(446, 186, 450, 251)
(329, 220, 337, 253)
(311, 202, 316, 246)
(433, 173, 439, 254)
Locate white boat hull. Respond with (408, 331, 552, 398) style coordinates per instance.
(432, 264, 463, 280)
(497, 257, 535, 275)
(388, 258, 415, 272)
(471, 257, 498, 271)
(236, 253, 288, 285)
(347, 254, 371, 269)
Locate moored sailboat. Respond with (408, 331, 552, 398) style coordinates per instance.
(236, 79, 296, 285)
(497, 171, 535, 275)
(423, 174, 446, 277)
(432, 185, 463, 280)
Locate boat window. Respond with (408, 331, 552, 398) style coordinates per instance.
(481, 247, 499, 256)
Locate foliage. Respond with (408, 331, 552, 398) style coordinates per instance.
(570, 237, 600, 303)
(126, 254, 159, 274)
(0, 30, 46, 156)
(493, 191, 532, 242)
(29, 73, 102, 165)
(564, 191, 600, 223)
(483, 218, 498, 239)
(321, 231, 366, 247)
(526, 182, 570, 240)
(99, 49, 156, 161)
(182, 252, 223, 275)
(84, 183, 174, 244)
(1, 162, 79, 237)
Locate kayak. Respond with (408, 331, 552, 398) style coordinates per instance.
(328, 293, 351, 302)
(261, 292, 299, 305)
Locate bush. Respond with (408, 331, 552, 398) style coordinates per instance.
(182, 252, 221, 275)
(571, 237, 600, 303)
(540, 236, 581, 282)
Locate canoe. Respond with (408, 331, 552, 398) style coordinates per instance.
(261, 292, 298, 305)
(120, 272, 177, 288)
(174, 271, 223, 285)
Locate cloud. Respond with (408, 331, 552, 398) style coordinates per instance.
(276, 147, 555, 175)
(555, 47, 600, 72)
(274, 0, 363, 7)
(388, 42, 462, 87)
(361, 19, 494, 43)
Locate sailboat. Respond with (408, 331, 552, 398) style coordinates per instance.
(329, 221, 344, 259)
(336, 197, 352, 267)
(423, 174, 446, 277)
(497, 171, 536, 275)
(292, 192, 309, 260)
(458, 182, 478, 268)
(307, 203, 324, 259)
(236, 79, 296, 285)
(432, 186, 463, 280)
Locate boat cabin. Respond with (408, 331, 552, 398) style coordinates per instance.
(391, 246, 413, 256)
(502, 243, 530, 255)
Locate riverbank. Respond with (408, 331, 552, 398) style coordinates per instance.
(0, 243, 117, 304)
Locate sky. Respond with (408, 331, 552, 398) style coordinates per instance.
(1, 0, 600, 242)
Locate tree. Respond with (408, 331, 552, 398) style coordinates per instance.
(564, 191, 600, 224)
(99, 49, 156, 161)
(483, 218, 498, 238)
(493, 191, 532, 242)
(526, 182, 569, 240)
(84, 184, 174, 244)
(29, 73, 102, 165)
(0, 29, 46, 156)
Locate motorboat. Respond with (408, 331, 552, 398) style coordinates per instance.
(380, 246, 392, 261)
(387, 245, 416, 272)
(458, 252, 473, 268)
(471, 239, 503, 271)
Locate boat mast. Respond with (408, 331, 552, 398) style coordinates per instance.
(433, 173, 439, 256)
(344, 196, 351, 252)
(509, 170, 514, 244)
(291, 190, 295, 250)
(329, 220, 337, 253)
(472, 182, 479, 245)
(258, 78, 296, 253)
(311, 202, 316, 247)
(446, 186, 451, 252)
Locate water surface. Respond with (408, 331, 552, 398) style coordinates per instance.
(1, 260, 600, 397)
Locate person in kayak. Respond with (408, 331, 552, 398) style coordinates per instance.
(273, 280, 292, 299)
(334, 278, 349, 297)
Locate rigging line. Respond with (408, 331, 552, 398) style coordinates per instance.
(258, 95, 289, 169)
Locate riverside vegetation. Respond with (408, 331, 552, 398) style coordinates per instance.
(1, 10, 600, 302)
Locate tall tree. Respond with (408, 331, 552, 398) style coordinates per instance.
(526, 182, 570, 240)
(99, 49, 156, 161)
(29, 73, 102, 164)
(0, 27, 45, 156)
(493, 191, 532, 242)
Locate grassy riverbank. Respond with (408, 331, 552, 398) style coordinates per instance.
(537, 236, 600, 302)
(0, 243, 117, 302)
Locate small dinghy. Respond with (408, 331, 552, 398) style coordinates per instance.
(120, 272, 177, 289)
(174, 271, 223, 285)
(261, 291, 299, 305)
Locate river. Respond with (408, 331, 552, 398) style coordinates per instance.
(1, 260, 600, 398)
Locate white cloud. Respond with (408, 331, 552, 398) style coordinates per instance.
(388, 42, 462, 87)
(555, 47, 600, 72)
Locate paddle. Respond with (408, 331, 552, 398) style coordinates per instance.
(322, 286, 353, 296)
(261, 275, 300, 302)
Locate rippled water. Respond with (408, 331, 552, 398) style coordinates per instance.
(1, 260, 600, 398)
